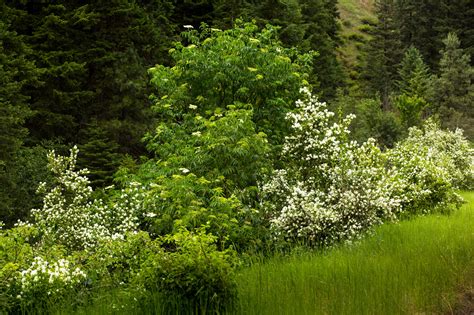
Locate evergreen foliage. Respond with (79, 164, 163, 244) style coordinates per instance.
(435, 33, 474, 139)
(396, 46, 434, 100)
(4, 0, 176, 183)
(299, 0, 343, 99)
(362, 0, 403, 108)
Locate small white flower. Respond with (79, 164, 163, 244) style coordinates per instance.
(180, 168, 190, 174)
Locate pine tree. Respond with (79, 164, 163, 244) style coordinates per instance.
(393, 0, 473, 70)
(363, 0, 403, 109)
(6, 0, 176, 186)
(254, 0, 305, 48)
(77, 121, 121, 188)
(397, 46, 434, 100)
(435, 33, 474, 139)
(395, 0, 443, 69)
(299, 0, 343, 99)
(0, 3, 46, 224)
(434, 0, 474, 67)
(0, 5, 39, 163)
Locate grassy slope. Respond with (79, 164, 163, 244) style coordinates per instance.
(236, 192, 474, 314)
(336, 0, 375, 81)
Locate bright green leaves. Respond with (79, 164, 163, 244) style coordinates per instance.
(149, 20, 313, 148)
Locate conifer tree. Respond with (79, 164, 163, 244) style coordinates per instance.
(5, 0, 176, 187)
(0, 5, 39, 163)
(363, 0, 403, 109)
(435, 33, 474, 139)
(254, 0, 305, 48)
(299, 0, 343, 99)
(397, 46, 434, 100)
(0, 4, 46, 224)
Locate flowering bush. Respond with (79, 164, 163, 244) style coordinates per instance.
(15, 256, 86, 305)
(263, 89, 401, 245)
(263, 90, 472, 245)
(32, 146, 144, 250)
(0, 225, 36, 310)
(386, 119, 472, 214)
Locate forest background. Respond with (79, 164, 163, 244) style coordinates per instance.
(1, 0, 473, 225)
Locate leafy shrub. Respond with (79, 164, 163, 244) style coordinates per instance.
(386, 119, 472, 214)
(139, 228, 239, 313)
(119, 104, 271, 250)
(334, 96, 402, 148)
(148, 20, 313, 148)
(144, 107, 271, 194)
(0, 224, 89, 312)
(0, 225, 36, 311)
(13, 256, 87, 309)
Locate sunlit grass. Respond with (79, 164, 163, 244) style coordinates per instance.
(235, 191, 474, 314)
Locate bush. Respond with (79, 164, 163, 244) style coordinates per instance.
(31, 146, 144, 250)
(386, 119, 472, 214)
(0, 225, 36, 311)
(148, 20, 313, 149)
(13, 256, 87, 310)
(139, 228, 239, 313)
(262, 89, 400, 246)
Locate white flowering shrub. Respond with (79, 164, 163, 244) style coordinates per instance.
(32, 146, 144, 250)
(386, 119, 472, 214)
(263, 89, 401, 245)
(12, 256, 86, 309)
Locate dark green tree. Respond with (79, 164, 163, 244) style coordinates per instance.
(253, 0, 305, 47)
(388, 0, 474, 69)
(0, 4, 38, 164)
(363, 0, 403, 109)
(77, 121, 121, 188)
(0, 4, 46, 225)
(397, 46, 434, 100)
(299, 0, 343, 99)
(395, 0, 443, 69)
(435, 33, 473, 139)
(5, 0, 176, 187)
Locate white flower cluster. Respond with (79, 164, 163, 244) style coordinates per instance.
(32, 147, 144, 250)
(385, 119, 472, 212)
(263, 89, 399, 244)
(17, 256, 86, 299)
(263, 90, 471, 245)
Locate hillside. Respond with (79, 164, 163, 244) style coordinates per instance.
(337, 0, 376, 82)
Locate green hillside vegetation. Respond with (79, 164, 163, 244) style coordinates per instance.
(337, 0, 375, 81)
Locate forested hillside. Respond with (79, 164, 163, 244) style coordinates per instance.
(0, 1, 473, 313)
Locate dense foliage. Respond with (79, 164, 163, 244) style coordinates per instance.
(0, 2, 473, 313)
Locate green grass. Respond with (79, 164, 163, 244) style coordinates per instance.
(235, 191, 474, 314)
